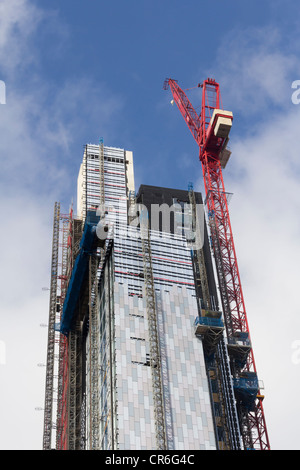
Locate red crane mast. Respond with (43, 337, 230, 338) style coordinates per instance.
(164, 78, 270, 450)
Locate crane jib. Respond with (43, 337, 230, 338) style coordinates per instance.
(164, 77, 270, 451)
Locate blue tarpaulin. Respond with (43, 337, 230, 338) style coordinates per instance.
(233, 372, 259, 411)
(60, 212, 100, 336)
(195, 316, 224, 328)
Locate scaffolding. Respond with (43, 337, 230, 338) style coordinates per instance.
(89, 253, 101, 449)
(156, 290, 174, 449)
(68, 321, 83, 450)
(188, 185, 210, 310)
(97, 241, 116, 450)
(81, 146, 88, 222)
(188, 186, 241, 450)
(43, 200, 87, 451)
(44, 144, 130, 450)
(56, 211, 73, 450)
(215, 338, 241, 450)
(43, 202, 60, 450)
(140, 217, 167, 450)
(99, 138, 105, 214)
(55, 141, 108, 450)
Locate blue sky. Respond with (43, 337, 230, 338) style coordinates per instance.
(0, 0, 300, 450)
(4, 0, 298, 201)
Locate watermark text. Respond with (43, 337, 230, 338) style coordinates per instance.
(291, 340, 300, 365)
(0, 80, 6, 104)
(291, 80, 300, 104)
(0, 341, 6, 365)
(95, 201, 205, 250)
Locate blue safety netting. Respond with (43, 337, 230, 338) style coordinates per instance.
(233, 372, 259, 411)
(60, 212, 100, 336)
(195, 316, 224, 328)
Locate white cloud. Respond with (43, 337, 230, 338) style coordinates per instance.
(0, 0, 44, 73)
(211, 25, 300, 118)
(0, 191, 52, 449)
(0, 296, 49, 450)
(0, 194, 52, 307)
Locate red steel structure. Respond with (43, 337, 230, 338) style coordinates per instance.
(43, 206, 74, 450)
(56, 208, 76, 450)
(164, 78, 270, 450)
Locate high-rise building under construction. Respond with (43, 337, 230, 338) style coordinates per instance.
(43, 138, 269, 449)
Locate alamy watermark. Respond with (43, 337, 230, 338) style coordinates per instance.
(95, 201, 206, 250)
(0, 340, 6, 365)
(291, 340, 300, 365)
(291, 80, 300, 104)
(0, 80, 6, 104)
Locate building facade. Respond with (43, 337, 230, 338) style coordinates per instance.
(43, 143, 241, 450)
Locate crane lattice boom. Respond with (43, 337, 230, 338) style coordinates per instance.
(164, 77, 270, 451)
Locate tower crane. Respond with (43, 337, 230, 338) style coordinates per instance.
(164, 78, 270, 450)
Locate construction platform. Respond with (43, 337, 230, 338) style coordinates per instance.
(194, 310, 224, 355)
